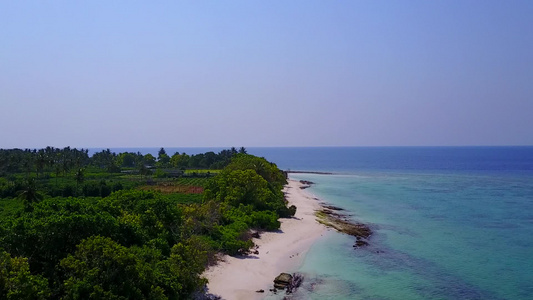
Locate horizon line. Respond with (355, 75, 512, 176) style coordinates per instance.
(3, 145, 533, 150)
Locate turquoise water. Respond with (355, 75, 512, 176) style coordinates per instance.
(284, 172, 533, 300)
(90, 147, 533, 299)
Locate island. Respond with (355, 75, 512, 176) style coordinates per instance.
(0, 147, 369, 300)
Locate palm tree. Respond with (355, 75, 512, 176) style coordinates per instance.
(35, 151, 46, 178)
(54, 164, 61, 187)
(139, 164, 151, 179)
(22, 153, 34, 177)
(17, 177, 43, 211)
(75, 168, 85, 195)
(62, 159, 70, 176)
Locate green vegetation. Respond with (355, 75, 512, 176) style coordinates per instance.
(0, 147, 292, 299)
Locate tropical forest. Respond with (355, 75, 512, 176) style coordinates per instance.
(0, 147, 294, 299)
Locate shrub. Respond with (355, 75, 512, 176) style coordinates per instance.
(0, 250, 50, 300)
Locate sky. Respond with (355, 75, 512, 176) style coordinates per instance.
(1, 1, 532, 148)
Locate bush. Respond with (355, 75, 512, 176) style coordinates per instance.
(82, 182, 100, 197)
(62, 184, 76, 197)
(111, 182, 123, 192)
(218, 221, 253, 255)
(61, 236, 176, 299)
(100, 183, 112, 197)
(250, 211, 280, 230)
(0, 250, 50, 300)
(154, 169, 167, 178)
(277, 204, 297, 218)
(81, 181, 112, 197)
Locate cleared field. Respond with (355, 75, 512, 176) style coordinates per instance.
(139, 184, 204, 194)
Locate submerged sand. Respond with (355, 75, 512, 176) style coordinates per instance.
(203, 179, 326, 300)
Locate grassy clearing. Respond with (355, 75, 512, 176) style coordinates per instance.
(139, 184, 204, 194)
(184, 169, 220, 175)
(163, 193, 204, 204)
(175, 177, 211, 187)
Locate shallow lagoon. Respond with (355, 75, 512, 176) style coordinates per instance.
(286, 170, 533, 300)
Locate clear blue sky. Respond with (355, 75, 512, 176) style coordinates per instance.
(1, 1, 532, 148)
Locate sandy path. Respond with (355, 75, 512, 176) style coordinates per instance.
(203, 179, 326, 300)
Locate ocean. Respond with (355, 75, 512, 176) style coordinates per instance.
(90, 146, 533, 299)
(253, 147, 533, 300)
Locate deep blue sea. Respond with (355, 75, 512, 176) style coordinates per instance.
(90, 147, 533, 299)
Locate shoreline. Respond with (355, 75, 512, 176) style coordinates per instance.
(202, 179, 326, 300)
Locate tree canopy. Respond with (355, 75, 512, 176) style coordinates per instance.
(0, 148, 293, 299)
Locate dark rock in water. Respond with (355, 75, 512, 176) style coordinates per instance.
(299, 180, 314, 185)
(274, 273, 293, 289)
(323, 204, 345, 211)
(316, 209, 371, 239)
(299, 180, 314, 189)
(316, 207, 372, 249)
(320, 209, 343, 218)
(274, 283, 286, 289)
(353, 240, 369, 248)
(255, 289, 264, 293)
(276, 273, 293, 283)
(273, 273, 305, 294)
(287, 273, 304, 294)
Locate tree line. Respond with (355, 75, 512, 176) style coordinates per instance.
(0, 147, 248, 200)
(0, 146, 248, 177)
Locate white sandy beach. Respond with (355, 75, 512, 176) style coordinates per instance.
(203, 179, 326, 300)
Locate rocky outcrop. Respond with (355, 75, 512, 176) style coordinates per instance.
(316, 208, 371, 248)
(272, 273, 304, 294)
(287, 273, 303, 294)
(299, 180, 315, 185)
(354, 238, 369, 248)
(322, 204, 345, 211)
(274, 273, 293, 289)
(299, 180, 314, 189)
